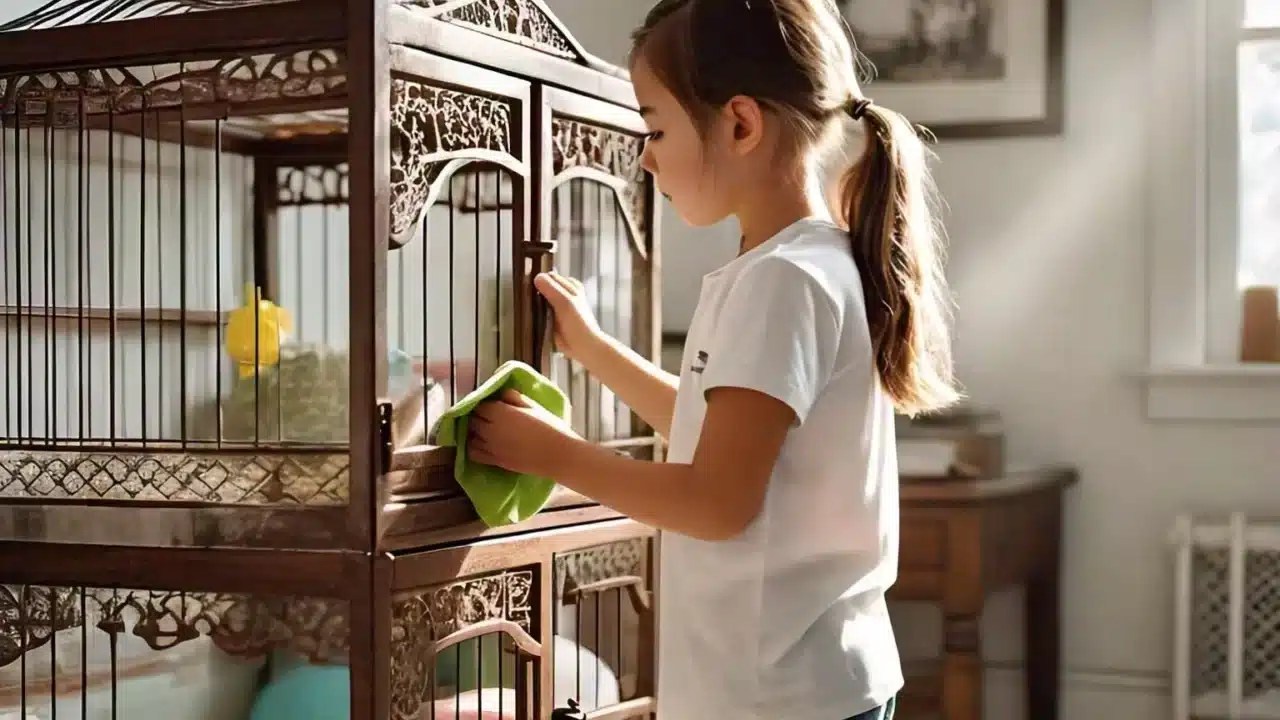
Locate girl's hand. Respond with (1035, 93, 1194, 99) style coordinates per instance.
(469, 388, 580, 478)
(535, 271, 602, 364)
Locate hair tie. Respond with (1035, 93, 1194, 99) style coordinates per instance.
(846, 97, 873, 121)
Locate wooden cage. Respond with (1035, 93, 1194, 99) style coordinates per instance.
(0, 0, 661, 717)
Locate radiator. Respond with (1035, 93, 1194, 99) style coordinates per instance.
(1172, 513, 1280, 720)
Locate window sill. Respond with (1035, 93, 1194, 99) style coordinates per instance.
(1142, 364, 1280, 421)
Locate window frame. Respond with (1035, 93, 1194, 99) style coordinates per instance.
(1144, 0, 1280, 422)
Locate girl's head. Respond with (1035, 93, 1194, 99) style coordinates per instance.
(629, 0, 960, 416)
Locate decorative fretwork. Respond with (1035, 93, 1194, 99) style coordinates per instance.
(0, 585, 349, 670)
(554, 537, 646, 598)
(389, 568, 535, 720)
(0, 450, 349, 504)
(1191, 547, 1229, 697)
(1243, 549, 1280, 699)
(0, 47, 347, 128)
(389, 77, 515, 248)
(551, 117, 649, 260)
(216, 594, 350, 663)
(278, 163, 350, 206)
(0, 0, 300, 32)
(397, 0, 581, 62)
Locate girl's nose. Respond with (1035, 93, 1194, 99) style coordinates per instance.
(640, 144, 658, 175)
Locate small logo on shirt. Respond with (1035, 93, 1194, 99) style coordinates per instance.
(691, 350, 708, 374)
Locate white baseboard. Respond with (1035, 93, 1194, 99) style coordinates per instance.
(960, 662, 1171, 720)
(982, 660, 1170, 693)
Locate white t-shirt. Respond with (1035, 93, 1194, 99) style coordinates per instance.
(656, 217, 902, 720)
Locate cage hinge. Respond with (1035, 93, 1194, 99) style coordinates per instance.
(377, 402, 394, 473)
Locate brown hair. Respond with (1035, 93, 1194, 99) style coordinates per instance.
(631, 0, 960, 416)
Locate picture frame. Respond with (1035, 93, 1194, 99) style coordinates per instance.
(836, 0, 1066, 139)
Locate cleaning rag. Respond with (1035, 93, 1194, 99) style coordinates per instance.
(431, 360, 569, 527)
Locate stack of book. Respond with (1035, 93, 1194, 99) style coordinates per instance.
(895, 406, 1005, 482)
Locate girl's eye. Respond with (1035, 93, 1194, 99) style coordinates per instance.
(644, 130, 664, 142)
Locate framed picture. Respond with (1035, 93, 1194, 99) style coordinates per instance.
(836, 0, 1065, 139)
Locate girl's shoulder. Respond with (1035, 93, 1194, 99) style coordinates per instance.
(746, 219, 863, 303)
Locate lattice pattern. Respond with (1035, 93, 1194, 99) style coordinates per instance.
(278, 164, 350, 206)
(389, 77, 515, 247)
(398, 0, 580, 61)
(0, 450, 349, 504)
(1245, 549, 1280, 698)
(555, 537, 646, 596)
(0, 48, 346, 127)
(0, 585, 349, 670)
(551, 117, 648, 257)
(389, 568, 536, 720)
(1191, 547, 1230, 697)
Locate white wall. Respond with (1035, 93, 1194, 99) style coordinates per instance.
(0, 127, 252, 443)
(279, 173, 518, 384)
(544, 0, 1280, 719)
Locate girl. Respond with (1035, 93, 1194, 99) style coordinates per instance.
(468, 0, 960, 718)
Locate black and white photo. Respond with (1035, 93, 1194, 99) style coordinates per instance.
(837, 0, 1064, 138)
(844, 0, 1005, 82)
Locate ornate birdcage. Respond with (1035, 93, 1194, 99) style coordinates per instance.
(0, 0, 662, 717)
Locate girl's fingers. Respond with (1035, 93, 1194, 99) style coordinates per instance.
(549, 271, 578, 296)
(537, 273, 576, 314)
(534, 273, 564, 301)
(499, 388, 532, 407)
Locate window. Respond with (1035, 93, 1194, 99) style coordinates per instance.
(1237, 6, 1280, 300)
(1144, 0, 1280, 421)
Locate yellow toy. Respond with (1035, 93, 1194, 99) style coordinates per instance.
(225, 284, 294, 378)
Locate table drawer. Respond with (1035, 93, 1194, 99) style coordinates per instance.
(901, 517, 946, 569)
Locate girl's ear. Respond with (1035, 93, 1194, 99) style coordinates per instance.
(723, 95, 766, 154)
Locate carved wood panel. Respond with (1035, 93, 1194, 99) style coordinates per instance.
(0, 584, 349, 671)
(396, 0, 582, 62)
(0, 0, 302, 32)
(389, 77, 521, 249)
(389, 566, 538, 720)
(549, 116, 648, 260)
(0, 48, 347, 128)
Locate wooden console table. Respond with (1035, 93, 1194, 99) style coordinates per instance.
(891, 466, 1078, 720)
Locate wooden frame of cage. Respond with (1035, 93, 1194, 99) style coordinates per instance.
(0, 1, 663, 718)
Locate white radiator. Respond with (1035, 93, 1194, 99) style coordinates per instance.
(1172, 513, 1280, 720)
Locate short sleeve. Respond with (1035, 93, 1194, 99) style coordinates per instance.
(698, 258, 841, 426)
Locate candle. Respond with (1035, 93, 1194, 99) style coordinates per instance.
(1239, 285, 1280, 362)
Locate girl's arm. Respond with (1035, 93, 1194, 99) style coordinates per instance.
(549, 259, 840, 538)
(578, 332, 679, 440)
(472, 260, 833, 539)
(544, 385, 792, 540)
(535, 271, 678, 437)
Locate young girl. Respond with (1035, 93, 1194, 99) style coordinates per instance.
(468, 0, 960, 718)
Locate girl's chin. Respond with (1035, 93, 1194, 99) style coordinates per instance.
(667, 198, 726, 229)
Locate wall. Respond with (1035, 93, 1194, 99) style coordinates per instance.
(0, 126, 251, 443)
(544, 1, 1280, 719)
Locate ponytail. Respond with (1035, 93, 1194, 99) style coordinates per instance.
(838, 102, 961, 417)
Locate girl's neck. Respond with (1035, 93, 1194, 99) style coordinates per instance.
(732, 168, 831, 256)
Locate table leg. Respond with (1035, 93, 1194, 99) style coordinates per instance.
(1024, 503, 1063, 720)
(942, 613, 982, 720)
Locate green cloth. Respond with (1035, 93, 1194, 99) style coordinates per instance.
(432, 360, 568, 527)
